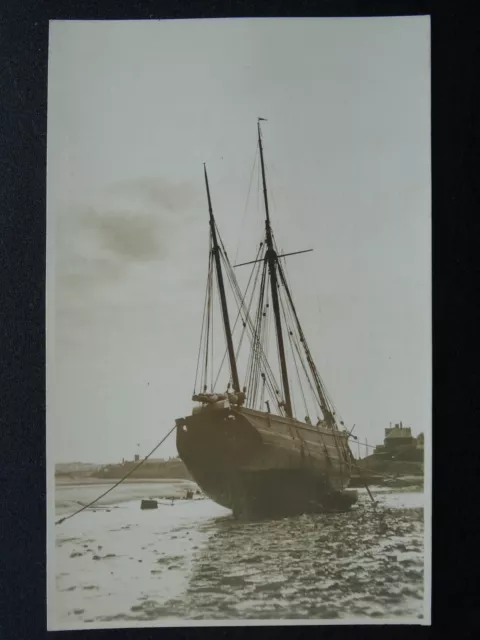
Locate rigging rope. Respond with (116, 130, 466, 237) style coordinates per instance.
(276, 257, 336, 425)
(211, 243, 262, 390)
(285, 304, 324, 422)
(278, 280, 310, 409)
(281, 296, 310, 420)
(262, 289, 272, 410)
(210, 265, 215, 392)
(233, 250, 263, 360)
(194, 238, 214, 394)
(55, 424, 178, 526)
(203, 249, 213, 391)
(269, 239, 352, 478)
(215, 220, 287, 414)
(220, 240, 283, 413)
(234, 145, 259, 266)
(247, 260, 267, 408)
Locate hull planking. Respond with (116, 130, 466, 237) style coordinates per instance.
(176, 402, 358, 518)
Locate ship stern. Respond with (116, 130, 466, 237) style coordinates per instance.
(175, 404, 263, 510)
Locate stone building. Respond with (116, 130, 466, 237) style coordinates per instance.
(374, 422, 423, 461)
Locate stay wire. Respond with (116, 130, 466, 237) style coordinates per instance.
(276, 256, 332, 423)
(279, 274, 322, 419)
(210, 269, 214, 392)
(220, 239, 282, 413)
(248, 263, 266, 407)
(279, 289, 309, 420)
(203, 250, 213, 390)
(212, 243, 263, 390)
(254, 279, 269, 409)
(234, 145, 259, 266)
(194, 239, 213, 394)
(233, 251, 264, 361)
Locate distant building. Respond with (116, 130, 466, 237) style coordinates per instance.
(55, 462, 102, 476)
(373, 422, 423, 461)
(140, 458, 165, 468)
(384, 423, 415, 449)
(94, 455, 191, 480)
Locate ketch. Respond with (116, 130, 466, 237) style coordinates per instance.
(176, 120, 358, 518)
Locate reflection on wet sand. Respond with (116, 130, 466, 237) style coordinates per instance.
(182, 494, 423, 620)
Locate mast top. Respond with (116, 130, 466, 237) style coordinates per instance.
(203, 163, 214, 220)
(257, 118, 272, 233)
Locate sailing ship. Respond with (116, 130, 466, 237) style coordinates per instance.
(176, 120, 358, 518)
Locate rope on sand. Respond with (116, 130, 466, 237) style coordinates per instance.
(55, 424, 178, 526)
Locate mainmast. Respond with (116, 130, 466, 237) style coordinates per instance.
(203, 164, 241, 393)
(257, 120, 293, 418)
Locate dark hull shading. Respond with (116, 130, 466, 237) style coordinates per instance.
(176, 404, 357, 518)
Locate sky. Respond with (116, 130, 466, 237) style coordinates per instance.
(47, 17, 431, 464)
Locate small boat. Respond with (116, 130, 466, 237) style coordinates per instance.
(175, 120, 358, 518)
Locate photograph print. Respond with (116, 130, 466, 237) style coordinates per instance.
(47, 16, 431, 628)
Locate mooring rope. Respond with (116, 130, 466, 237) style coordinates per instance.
(55, 424, 178, 526)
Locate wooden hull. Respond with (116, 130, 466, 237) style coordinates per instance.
(176, 404, 357, 518)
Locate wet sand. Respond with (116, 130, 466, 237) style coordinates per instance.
(51, 480, 425, 627)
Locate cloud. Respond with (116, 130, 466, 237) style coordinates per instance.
(105, 177, 194, 213)
(81, 208, 163, 262)
(54, 177, 197, 302)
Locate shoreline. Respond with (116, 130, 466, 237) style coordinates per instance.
(55, 476, 196, 487)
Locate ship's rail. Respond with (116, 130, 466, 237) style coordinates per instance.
(236, 406, 349, 440)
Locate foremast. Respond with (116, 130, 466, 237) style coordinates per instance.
(203, 164, 241, 393)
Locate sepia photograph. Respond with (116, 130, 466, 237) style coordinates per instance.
(47, 16, 431, 628)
